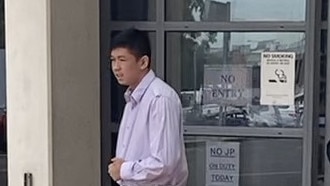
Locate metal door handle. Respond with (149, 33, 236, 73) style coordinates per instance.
(24, 173, 32, 186)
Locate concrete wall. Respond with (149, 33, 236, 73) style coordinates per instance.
(6, 0, 53, 185)
(50, 0, 100, 185)
(5, 0, 100, 185)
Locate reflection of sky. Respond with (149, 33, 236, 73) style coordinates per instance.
(213, 0, 305, 21)
(193, 0, 306, 48)
(193, 0, 305, 21)
(210, 33, 305, 49)
(227, 0, 305, 21)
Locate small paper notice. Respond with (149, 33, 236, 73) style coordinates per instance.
(261, 52, 295, 105)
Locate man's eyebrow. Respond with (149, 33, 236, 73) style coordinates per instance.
(109, 55, 127, 59)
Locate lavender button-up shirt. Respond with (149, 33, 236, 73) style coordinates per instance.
(116, 70, 188, 186)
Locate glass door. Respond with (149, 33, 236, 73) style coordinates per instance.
(0, 0, 6, 185)
(100, 0, 321, 186)
(324, 9, 330, 184)
(324, 126, 330, 186)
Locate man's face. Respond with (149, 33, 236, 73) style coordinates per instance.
(110, 47, 147, 88)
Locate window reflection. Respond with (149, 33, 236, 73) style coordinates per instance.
(0, 0, 6, 184)
(166, 32, 305, 128)
(111, 0, 155, 21)
(166, 0, 306, 21)
(320, 30, 327, 118)
(0, 51, 5, 153)
(0, 0, 5, 155)
(322, 0, 328, 21)
(185, 136, 302, 186)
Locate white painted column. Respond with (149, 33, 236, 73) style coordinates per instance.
(5, 0, 100, 185)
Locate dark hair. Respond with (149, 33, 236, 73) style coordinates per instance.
(110, 28, 151, 68)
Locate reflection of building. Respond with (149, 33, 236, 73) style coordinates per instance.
(203, 0, 230, 22)
(111, 0, 154, 20)
(203, 0, 231, 64)
(207, 37, 305, 64)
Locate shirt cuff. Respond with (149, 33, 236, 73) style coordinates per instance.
(120, 161, 135, 180)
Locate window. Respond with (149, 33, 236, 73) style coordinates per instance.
(101, 0, 322, 185)
(166, 32, 305, 128)
(185, 136, 302, 186)
(111, 0, 156, 21)
(0, 0, 5, 154)
(0, 0, 6, 185)
(166, 0, 306, 22)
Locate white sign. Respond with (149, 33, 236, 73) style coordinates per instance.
(261, 52, 295, 105)
(206, 141, 240, 186)
(203, 65, 252, 106)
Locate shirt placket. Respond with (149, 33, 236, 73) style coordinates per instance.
(121, 101, 138, 157)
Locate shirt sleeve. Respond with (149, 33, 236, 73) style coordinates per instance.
(120, 95, 183, 183)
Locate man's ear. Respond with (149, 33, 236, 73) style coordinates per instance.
(140, 56, 149, 70)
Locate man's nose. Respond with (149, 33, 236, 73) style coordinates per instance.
(112, 61, 120, 71)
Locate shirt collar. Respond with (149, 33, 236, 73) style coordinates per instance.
(124, 70, 156, 105)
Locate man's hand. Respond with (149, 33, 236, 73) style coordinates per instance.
(108, 157, 125, 181)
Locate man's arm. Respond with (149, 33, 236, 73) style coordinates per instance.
(120, 95, 183, 182)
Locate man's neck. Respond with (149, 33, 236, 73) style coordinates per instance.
(129, 69, 150, 91)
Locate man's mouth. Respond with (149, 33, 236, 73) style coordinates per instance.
(115, 74, 123, 79)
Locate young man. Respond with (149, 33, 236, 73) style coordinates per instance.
(108, 28, 188, 186)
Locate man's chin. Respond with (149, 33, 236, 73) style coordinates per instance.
(117, 80, 128, 86)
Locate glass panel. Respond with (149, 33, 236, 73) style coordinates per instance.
(0, 0, 5, 152)
(111, 0, 156, 21)
(0, 52, 5, 154)
(185, 136, 302, 186)
(166, 0, 306, 21)
(166, 32, 305, 127)
(321, 30, 327, 118)
(319, 30, 327, 186)
(0, 0, 5, 185)
(322, 0, 328, 21)
(110, 32, 156, 123)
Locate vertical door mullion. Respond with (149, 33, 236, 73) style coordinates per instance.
(303, 0, 321, 186)
(100, 0, 112, 185)
(156, 0, 165, 79)
(324, 0, 330, 184)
